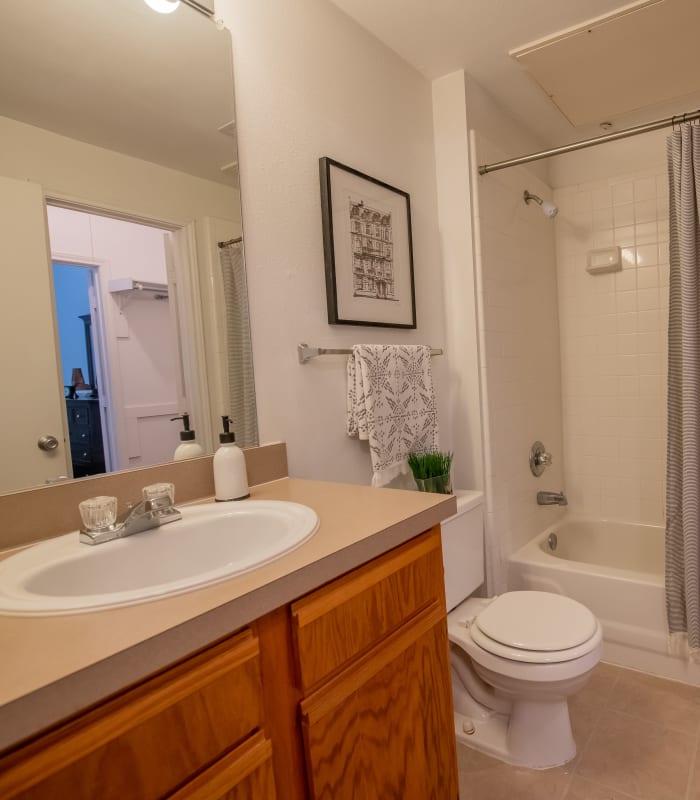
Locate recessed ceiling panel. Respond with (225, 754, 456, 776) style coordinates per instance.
(512, 0, 700, 127)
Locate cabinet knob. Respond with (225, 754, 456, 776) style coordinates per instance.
(38, 435, 59, 452)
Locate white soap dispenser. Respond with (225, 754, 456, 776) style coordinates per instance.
(213, 415, 249, 501)
(172, 413, 204, 461)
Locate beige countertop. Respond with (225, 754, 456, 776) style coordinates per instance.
(0, 478, 456, 752)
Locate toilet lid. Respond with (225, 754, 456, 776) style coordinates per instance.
(474, 591, 598, 653)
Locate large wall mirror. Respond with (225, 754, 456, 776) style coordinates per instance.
(0, 0, 258, 495)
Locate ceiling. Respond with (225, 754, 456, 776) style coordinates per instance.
(329, 0, 700, 148)
(0, 0, 237, 186)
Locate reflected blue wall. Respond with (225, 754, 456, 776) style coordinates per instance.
(52, 263, 91, 388)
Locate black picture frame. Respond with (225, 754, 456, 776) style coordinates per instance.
(319, 157, 416, 328)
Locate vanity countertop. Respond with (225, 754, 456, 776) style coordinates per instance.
(0, 477, 456, 752)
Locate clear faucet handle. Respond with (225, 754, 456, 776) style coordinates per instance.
(79, 496, 117, 531)
(143, 483, 175, 505)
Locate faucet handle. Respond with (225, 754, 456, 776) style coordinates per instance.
(142, 483, 175, 505)
(530, 441, 553, 476)
(79, 496, 117, 531)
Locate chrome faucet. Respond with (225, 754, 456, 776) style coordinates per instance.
(537, 490, 568, 507)
(79, 484, 182, 545)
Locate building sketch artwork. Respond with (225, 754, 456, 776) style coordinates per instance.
(348, 199, 397, 301)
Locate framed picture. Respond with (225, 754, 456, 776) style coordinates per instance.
(319, 157, 416, 328)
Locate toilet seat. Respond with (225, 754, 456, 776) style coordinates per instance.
(449, 591, 603, 665)
(471, 591, 600, 663)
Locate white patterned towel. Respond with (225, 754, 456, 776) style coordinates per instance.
(347, 344, 439, 487)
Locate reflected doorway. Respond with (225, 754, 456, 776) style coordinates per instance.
(52, 263, 108, 478)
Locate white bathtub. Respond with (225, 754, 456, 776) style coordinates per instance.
(509, 517, 700, 685)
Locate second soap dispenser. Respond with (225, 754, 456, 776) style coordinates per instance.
(213, 415, 249, 501)
(172, 413, 204, 461)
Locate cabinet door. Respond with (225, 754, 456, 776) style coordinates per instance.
(292, 527, 446, 693)
(0, 630, 264, 800)
(300, 604, 458, 800)
(168, 732, 276, 800)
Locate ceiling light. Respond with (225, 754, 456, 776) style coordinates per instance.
(143, 0, 180, 13)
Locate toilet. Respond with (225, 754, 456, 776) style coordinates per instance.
(442, 491, 602, 769)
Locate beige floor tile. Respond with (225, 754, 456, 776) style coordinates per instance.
(607, 668, 700, 734)
(564, 775, 640, 800)
(575, 709, 695, 800)
(457, 743, 573, 800)
(568, 662, 623, 738)
(458, 763, 571, 800)
(457, 742, 504, 774)
(684, 740, 700, 800)
(581, 662, 626, 701)
(569, 694, 604, 750)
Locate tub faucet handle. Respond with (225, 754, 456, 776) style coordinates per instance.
(530, 441, 553, 476)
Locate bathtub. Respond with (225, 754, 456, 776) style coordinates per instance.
(509, 517, 700, 686)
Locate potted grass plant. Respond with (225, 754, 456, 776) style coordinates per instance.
(407, 451, 453, 494)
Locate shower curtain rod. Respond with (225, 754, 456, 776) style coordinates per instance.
(218, 236, 243, 248)
(478, 108, 700, 175)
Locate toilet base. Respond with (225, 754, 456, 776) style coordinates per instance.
(453, 695, 576, 770)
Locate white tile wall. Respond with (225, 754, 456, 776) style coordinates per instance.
(553, 168, 669, 524)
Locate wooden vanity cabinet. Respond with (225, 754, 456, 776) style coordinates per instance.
(0, 526, 457, 800)
(0, 629, 274, 800)
(291, 526, 459, 800)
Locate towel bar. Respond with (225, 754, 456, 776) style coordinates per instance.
(297, 343, 444, 364)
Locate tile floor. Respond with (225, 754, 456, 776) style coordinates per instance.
(457, 662, 700, 800)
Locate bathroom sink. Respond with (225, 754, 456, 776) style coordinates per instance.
(0, 500, 319, 615)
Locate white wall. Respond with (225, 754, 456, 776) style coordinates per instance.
(465, 79, 550, 185)
(431, 71, 483, 493)
(218, 0, 451, 484)
(552, 136, 668, 523)
(0, 115, 239, 227)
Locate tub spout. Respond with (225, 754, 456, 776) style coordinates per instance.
(537, 491, 568, 506)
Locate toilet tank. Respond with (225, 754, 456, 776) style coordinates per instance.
(441, 490, 484, 612)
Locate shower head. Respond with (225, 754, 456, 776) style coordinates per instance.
(523, 190, 558, 218)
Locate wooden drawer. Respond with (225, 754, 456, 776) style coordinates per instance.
(0, 629, 264, 800)
(291, 527, 445, 692)
(169, 731, 276, 800)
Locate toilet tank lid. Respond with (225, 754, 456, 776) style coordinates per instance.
(451, 490, 484, 515)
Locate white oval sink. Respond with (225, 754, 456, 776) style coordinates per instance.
(0, 500, 319, 615)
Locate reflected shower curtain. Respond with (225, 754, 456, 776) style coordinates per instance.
(666, 124, 700, 660)
(219, 242, 259, 448)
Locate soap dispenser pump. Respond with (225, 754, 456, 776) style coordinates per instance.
(171, 413, 204, 461)
(213, 415, 249, 501)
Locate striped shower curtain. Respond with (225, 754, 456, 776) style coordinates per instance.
(219, 241, 259, 449)
(666, 124, 700, 660)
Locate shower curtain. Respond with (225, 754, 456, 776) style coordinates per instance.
(666, 123, 700, 660)
(219, 241, 259, 448)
